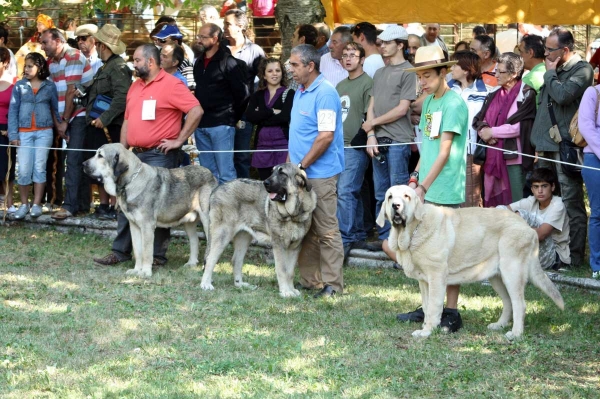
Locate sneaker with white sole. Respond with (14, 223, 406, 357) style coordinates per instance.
(592, 271, 600, 280)
(30, 204, 43, 218)
(13, 204, 30, 220)
(6, 205, 17, 213)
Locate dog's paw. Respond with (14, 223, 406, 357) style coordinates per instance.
(412, 329, 432, 338)
(235, 281, 258, 290)
(200, 282, 215, 291)
(487, 322, 505, 331)
(280, 288, 301, 298)
(505, 331, 522, 341)
(126, 268, 151, 278)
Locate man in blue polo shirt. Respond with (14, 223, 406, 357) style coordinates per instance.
(288, 44, 345, 298)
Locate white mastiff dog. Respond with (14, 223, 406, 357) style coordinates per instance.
(377, 185, 564, 340)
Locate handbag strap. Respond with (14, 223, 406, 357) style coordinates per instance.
(547, 94, 559, 126)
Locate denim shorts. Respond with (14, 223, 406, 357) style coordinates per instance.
(17, 128, 53, 185)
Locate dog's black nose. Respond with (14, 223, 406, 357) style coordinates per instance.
(392, 203, 400, 210)
(263, 180, 270, 189)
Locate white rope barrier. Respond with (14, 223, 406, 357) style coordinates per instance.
(1, 140, 600, 172)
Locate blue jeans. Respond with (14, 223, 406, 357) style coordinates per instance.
(337, 148, 370, 245)
(372, 142, 411, 239)
(17, 129, 53, 185)
(195, 125, 237, 184)
(582, 153, 600, 273)
(62, 117, 89, 214)
(112, 149, 179, 263)
(234, 118, 253, 179)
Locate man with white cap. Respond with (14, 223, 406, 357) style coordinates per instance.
(84, 24, 132, 220)
(395, 46, 469, 333)
(361, 24, 417, 251)
(75, 24, 103, 74)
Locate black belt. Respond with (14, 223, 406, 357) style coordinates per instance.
(131, 146, 158, 154)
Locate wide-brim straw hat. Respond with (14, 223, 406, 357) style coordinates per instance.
(406, 46, 457, 72)
(93, 24, 126, 55)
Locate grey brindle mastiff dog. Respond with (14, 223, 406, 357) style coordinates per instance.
(201, 163, 317, 297)
(83, 143, 217, 278)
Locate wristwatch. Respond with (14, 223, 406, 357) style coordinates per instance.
(298, 162, 305, 170)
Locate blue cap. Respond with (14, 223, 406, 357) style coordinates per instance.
(153, 24, 183, 40)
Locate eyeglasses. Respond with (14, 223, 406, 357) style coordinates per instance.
(545, 46, 563, 53)
(341, 54, 360, 59)
(154, 38, 168, 44)
(496, 70, 510, 74)
(76, 36, 90, 42)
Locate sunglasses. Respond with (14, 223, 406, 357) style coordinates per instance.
(155, 38, 168, 44)
(76, 35, 90, 42)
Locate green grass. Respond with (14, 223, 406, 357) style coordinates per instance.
(1, 225, 599, 398)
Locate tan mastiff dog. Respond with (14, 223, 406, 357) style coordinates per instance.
(377, 185, 564, 340)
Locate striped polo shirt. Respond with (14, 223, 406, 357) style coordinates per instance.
(49, 45, 93, 118)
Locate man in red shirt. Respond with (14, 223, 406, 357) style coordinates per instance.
(94, 43, 203, 267)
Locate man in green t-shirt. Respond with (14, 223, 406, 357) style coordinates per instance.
(336, 42, 374, 261)
(518, 34, 546, 106)
(394, 46, 469, 333)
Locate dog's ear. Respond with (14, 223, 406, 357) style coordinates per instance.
(376, 193, 390, 227)
(297, 170, 312, 192)
(413, 195, 425, 221)
(112, 153, 129, 179)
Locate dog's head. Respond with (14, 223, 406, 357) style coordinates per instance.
(82, 143, 130, 186)
(263, 163, 311, 202)
(376, 185, 424, 228)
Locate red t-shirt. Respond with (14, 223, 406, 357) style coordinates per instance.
(124, 69, 199, 148)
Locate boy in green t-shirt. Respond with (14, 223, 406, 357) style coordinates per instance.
(389, 46, 468, 333)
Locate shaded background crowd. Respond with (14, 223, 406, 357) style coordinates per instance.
(0, 2, 599, 282)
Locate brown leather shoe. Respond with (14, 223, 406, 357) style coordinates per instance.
(94, 253, 127, 266)
(152, 258, 166, 267)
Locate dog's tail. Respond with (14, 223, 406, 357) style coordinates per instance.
(527, 236, 565, 310)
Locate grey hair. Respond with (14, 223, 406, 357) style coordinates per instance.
(497, 52, 524, 80)
(45, 28, 66, 44)
(199, 5, 218, 15)
(139, 43, 160, 64)
(291, 44, 320, 72)
(225, 9, 248, 35)
(332, 25, 352, 45)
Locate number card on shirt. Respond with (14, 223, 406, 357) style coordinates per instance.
(317, 109, 336, 131)
(142, 99, 156, 121)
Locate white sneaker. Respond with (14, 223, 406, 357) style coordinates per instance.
(592, 271, 600, 280)
(7, 205, 17, 213)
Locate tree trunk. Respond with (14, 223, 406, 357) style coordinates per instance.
(274, 0, 326, 61)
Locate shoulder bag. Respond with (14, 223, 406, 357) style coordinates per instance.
(548, 96, 583, 178)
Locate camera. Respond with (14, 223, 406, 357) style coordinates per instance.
(374, 153, 386, 164)
(72, 84, 87, 106)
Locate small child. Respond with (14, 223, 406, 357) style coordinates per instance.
(8, 52, 59, 219)
(504, 167, 571, 270)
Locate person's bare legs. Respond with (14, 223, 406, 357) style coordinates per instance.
(33, 182, 45, 205)
(445, 285, 460, 309)
(98, 185, 110, 206)
(382, 239, 396, 261)
(19, 184, 30, 206)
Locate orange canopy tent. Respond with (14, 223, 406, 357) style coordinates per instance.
(321, 0, 600, 25)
